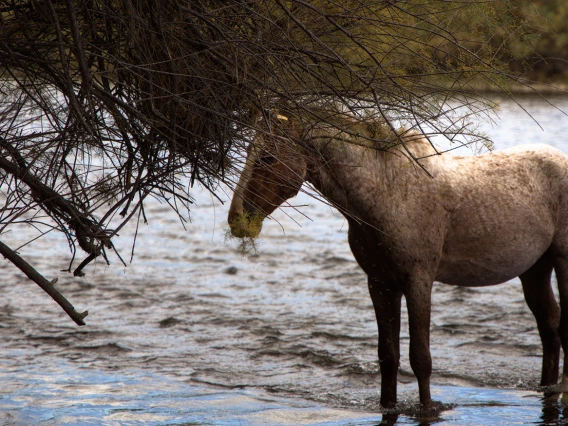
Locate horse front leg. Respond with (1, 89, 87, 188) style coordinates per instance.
(404, 277, 434, 407)
(368, 276, 402, 408)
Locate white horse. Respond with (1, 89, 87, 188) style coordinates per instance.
(228, 115, 568, 410)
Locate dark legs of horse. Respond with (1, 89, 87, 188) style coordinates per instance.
(553, 256, 568, 387)
(404, 279, 434, 407)
(520, 254, 560, 386)
(368, 277, 402, 408)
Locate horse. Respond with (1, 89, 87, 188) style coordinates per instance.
(227, 114, 568, 410)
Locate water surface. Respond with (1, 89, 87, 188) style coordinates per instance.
(2, 95, 568, 425)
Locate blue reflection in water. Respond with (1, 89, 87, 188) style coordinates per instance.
(0, 359, 555, 425)
(1, 360, 386, 425)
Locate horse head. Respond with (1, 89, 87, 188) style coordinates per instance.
(228, 114, 307, 238)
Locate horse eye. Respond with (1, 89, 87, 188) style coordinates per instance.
(259, 156, 277, 165)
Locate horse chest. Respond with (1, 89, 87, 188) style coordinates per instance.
(346, 220, 440, 281)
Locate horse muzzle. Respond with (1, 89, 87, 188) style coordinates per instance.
(228, 210, 263, 239)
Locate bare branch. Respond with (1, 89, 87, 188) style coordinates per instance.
(0, 240, 88, 325)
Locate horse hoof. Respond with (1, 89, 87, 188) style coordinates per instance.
(543, 383, 568, 397)
(419, 400, 451, 419)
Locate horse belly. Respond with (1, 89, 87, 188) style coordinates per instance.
(436, 171, 560, 286)
(436, 229, 554, 287)
(436, 259, 532, 287)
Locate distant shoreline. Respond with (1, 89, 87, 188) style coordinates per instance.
(490, 81, 568, 96)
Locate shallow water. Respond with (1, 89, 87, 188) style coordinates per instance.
(2, 95, 568, 425)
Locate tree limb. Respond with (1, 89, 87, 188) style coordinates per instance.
(0, 240, 88, 325)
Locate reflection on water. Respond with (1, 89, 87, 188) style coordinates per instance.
(0, 358, 556, 426)
(1, 95, 568, 425)
(1, 357, 560, 426)
(0, 360, 384, 425)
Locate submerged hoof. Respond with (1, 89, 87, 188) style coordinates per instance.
(382, 399, 453, 423)
(418, 400, 451, 419)
(543, 383, 568, 397)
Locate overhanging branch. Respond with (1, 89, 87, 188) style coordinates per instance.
(0, 240, 88, 325)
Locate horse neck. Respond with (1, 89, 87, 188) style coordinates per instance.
(304, 142, 382, 216)
(304, 138, 438, 221)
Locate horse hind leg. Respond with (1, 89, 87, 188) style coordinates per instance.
(520, 253, 560, 386)
(552, 253, 568, 389)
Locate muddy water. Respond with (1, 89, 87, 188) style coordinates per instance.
(2, 95, 568, 425)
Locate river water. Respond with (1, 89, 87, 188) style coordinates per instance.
(1, 95, 568, 425)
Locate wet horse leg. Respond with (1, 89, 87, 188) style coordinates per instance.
(368, 277, 402, 408)
(553, 256, 568, 387)
(404, 277, 434, 407)
(520, 253, 560, 386)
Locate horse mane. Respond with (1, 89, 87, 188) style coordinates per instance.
(396, 131, 440, 159)
(300, 113, 439, 162)
(303, 115, 391, 148)
(265, 110, 441, 173)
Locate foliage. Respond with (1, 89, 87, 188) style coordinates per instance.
(510, 0, 568, 82)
